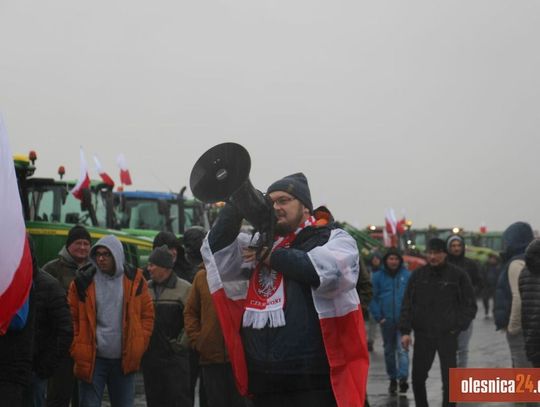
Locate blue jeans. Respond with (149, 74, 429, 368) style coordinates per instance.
(79, 358, 135, 407)
(380, 321, 409, 381)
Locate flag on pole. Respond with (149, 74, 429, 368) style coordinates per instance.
(71, 147, 90, 200)
(0, 116, 33, 335)
(385, 208, 397, 235)
(93, 155, 115, 187)
(116, 153, 132, 186)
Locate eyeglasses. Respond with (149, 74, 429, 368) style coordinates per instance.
(95, 251, 112, 259)
(271, 196, 297, 207)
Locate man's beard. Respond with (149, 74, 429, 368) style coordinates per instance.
(274, 207, 304, 236)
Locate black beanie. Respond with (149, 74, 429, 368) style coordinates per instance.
(148, 245, 174, 269)
(153, 231, 178, 250)
(266, 172, 313, 213)
(427, 238, 447, 253)
(66, 225, 91, 248)
(183, 227, 205, 262)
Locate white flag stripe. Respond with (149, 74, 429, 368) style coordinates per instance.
(93, 155, 103, 174)
(0, 115, 27, 294)
(71, 147, 88, 193)
(116, 153, 128, 170)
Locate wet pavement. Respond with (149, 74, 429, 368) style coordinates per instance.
(367, 301, 512, 407)
(104, 301, 513, 406)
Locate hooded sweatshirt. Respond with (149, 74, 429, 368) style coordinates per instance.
(90, 235, 125, 359)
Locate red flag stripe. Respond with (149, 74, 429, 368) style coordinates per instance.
(120, 169, 132, 186)
(71, 173, 90, 200)
(99, 172, 115, 187)
(0, 237, 33, 334)
(211, 288, 249, 395)
(319, 308, 369, 407)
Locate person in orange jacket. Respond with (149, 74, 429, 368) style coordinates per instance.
(68, 235, 154, 407)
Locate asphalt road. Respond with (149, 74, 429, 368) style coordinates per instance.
(105, 301, 518, 407)
(367, 302, 514, 407)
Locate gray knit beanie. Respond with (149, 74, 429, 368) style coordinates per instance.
(148, 245, 174, 269)
(266, 172, 313, 213)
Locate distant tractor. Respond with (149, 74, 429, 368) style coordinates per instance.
(14, 152, 153, 267)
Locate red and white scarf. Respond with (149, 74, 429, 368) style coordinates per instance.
(242, 216, 316, 329)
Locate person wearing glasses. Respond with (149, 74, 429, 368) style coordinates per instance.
(202, 173, 369, 407)
(67, 235, 154, 407)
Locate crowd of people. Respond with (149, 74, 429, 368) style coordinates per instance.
(1, 171, 539, 407)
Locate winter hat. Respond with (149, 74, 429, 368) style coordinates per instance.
(525, 239, 540, 274)
(383, 247, 403, 270)
(183, 227, 205, 262)
(66, 225, 91, 248)
(267, 172, 313, 213)
(148, 245, 174, 269)
(446, 235, 464, 252)
(153, 231, 178, 250)
(427, 238, 447, 253)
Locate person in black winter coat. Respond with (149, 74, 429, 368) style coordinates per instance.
(519, 239, 540, 367)
(0, 237, 37, 407)
(0, 291, 35, 407)
(24, 270, 73, 406)
(446, 235, 482, 368)
(400, 238, 477, 407)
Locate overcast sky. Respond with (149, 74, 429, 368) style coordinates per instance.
(1, 1, 539, 232)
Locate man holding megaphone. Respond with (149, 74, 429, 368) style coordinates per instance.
(197, 161, 369, 407)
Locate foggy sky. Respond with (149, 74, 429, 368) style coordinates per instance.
(1, 1, 539, 232)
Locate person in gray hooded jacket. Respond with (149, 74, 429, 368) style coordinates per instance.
(68, 235, 154, 407)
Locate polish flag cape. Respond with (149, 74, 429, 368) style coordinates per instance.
(201, 227, 369, 406)
(71, 148, 91, 200)
(0, 117, 33, 334)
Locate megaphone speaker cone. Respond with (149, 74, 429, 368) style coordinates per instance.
(190, 142, 251, 203)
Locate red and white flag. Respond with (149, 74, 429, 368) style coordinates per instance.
(93, 155, 115, 187)
(201, 229, 369, 406)
(385, 208, 397, 235)
(0, 116, 33, 334)
(116, 153, 132, 186)
(71, 147, 90, 200)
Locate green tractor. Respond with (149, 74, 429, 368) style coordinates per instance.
(14, 153, 153, 267)
(109, 189, 216, 240)
(405, 226, 498, 265)
(341, 222, 427, 271)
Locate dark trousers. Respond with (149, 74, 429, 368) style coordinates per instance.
(142, 353, 191, 407)
(201, 363, 246, 407)
(189, 350, 208, 407)
(252, 388, 336, 407)
(0, 382, 24, 406)
(47, 357, 78, 407)
(412, 332, 457, 407)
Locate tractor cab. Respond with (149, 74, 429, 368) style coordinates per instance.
(111, 189, 215, 239)
(14, 152, 152, 267)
